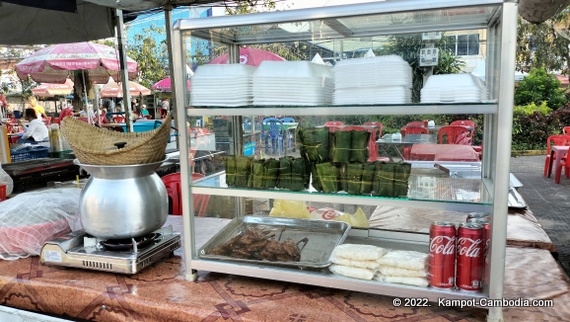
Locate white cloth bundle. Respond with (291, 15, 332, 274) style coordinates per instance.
(374, 274, 429, 287)
(377, 266, 427, 278)
(330, 264, 375, 280)
(374, 249, 429, 287)
(329, 244, 388, 280)
(376, 250, 428, 271)
(332, 244, 388, 261)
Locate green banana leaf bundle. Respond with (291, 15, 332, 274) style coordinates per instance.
(299, 127, 329, 163)
(373, 162, 396, 197)
(224, 155, 236, 187)
(277, 156, 293, 190)
(264, 158, 280, 189)
(291, 158, 310, 191)
(346, 163, 364, 195)
(350, 130, 370, 163)
(338, 163, 348, 192)
(235, 156, 253, 188)
(310, 163, 323, 192)
(316, 162, 339, 193)
(393, 162, 412, 197)
(361, 162, 376, 194)
(332, 130, 351, 163)
(251, 159, 266, 189)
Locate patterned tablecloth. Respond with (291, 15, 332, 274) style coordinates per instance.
(0, 216, 568, 321)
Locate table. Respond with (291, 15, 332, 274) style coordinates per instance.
(0, 215, 568, 321)
(409, 143, 480, 162)
(548, 145, 569, 183)
(376, 134, 436, 160)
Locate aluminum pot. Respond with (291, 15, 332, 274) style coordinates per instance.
(75, 159, 168, 239)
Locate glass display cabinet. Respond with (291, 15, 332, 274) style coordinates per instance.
(171, 1, 517, 321)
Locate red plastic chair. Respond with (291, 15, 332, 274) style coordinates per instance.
(162, 172, 210, 216)
(450, 120, 476, 130)
(324, 121, 344, 128)
(438, 125, 472, 145)
(363, 121, 387, 161)
(404, 126, 428, 136)
(563, 126, 570, 136)
(544, 135, 570, 177)
(113, 115, 126, 123)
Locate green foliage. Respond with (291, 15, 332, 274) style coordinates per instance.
(126, 25, 169, 89)
(514, 67, 568, 109)
(513, 102, 552, 116)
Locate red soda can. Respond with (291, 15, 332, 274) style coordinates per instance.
(467, 218, 491, 253)
(428, 221, 456, 288)
(466, 212, 490, 221)
(456, 222, 484, 291)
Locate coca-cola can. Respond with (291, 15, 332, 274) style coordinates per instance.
(467, 218, 491, 252)
(466, 212, 490, 221)
(428, 221, 456, 288)
(456, 222, 484, 291)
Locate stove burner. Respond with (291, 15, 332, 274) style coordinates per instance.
(100, 233, 160, 251)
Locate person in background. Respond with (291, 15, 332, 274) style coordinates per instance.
(160, 98, 169, 118)
(0, 91, 8, 118)
(28, 96, 47, 119)
(16, 108, 49, 144)
(141, 104, 150, 118)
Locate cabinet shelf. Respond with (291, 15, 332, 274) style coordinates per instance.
(189, 258, 486, 302)
(187, 103, 498, 117)
(193, 172, 492, 213)
(173, 0, 518, 318)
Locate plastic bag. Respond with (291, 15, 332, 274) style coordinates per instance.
(0, 163, 13, 196)
(0, 188, 82, 260)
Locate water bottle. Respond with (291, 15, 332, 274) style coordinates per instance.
(49, 123, 64, 153)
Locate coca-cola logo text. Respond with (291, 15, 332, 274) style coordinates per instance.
(429, 236, 456, 255)
(457, 237, 483, 257)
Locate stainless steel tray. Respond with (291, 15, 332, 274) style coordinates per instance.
(199, 216, 351, 268)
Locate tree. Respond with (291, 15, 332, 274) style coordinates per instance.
(514, 67, 568, 109)
(516, 12, 570, 80)
(125, 25, 169, 89)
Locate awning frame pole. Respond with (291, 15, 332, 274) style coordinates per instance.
(115, 9, 133, 133)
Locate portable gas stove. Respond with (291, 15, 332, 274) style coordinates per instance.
(40, 225, 181, 274)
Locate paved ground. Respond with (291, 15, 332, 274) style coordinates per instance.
(510, 155, 570, 276)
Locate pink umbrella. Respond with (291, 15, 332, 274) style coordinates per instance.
(15, 42, 138, 84)
(31, 79, 74, 97)
(151, 77, 191, 92)
(208, 47, 285, 66)
(100, 79, 151, 98)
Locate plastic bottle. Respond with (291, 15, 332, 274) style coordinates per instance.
(49, 123, 64, 153)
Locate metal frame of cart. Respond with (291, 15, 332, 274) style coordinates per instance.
(171, 1, 517, 321)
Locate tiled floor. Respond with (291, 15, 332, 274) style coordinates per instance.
(510, 155, 570, 277)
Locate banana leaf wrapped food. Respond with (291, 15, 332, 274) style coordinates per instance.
(332, 130, 351, 163)
(315, 162, 340, 193)
(372, 161, 411, 197)
(299, 127, 329, 163)
(393, 162, 412, 197)
(277, 156, 293, 190)
(360, 162, 376, 194)
(224, 155, 237, 187)
(338, 163, 348, 192)
(346, 163, 364, 195)
(350, 130, 370, 163)
(264, 158, 280, 189)
(310, 164, 323, 192)
(373, 161, 396, 197)
(235, 156, 253, 188)
(291, 158, 310, 191)
(251, 159, 266, 189)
